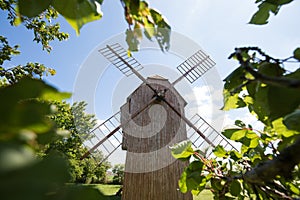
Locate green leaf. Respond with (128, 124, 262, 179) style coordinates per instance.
(52, 0, 103, 35)
(0, 78, 70, 135)
(268, 84, 300, 121)
(283, 110, 300, 131)
(273, 118, 299, 137)
(0, 78, 70, 105)
(211, 178, 225, 191)
(179, 161, 205, 193)
(126, 29, 140, 51)
(0, 153, 69, 200)
(18, 0, 52, 18)
(170, 140, 194, 159)
(287, 182, 300, 195)
(224, 67, 245, 91)
(258, 62, 285, 77)
(229, 150, 242, 160)
(213, 145, 227, 158)
(277, 0, 294, 5)
(143, 23, 155, 40)
(235, 120, 246, 128)
(222, 91, 246, 111)
(249, 83, 270, 124)
(0, 143, 35, 173)
(241, 137, 259, 148)
(293, 48, 300, 61)
(229, 180, 241, 197)
(249, 3, 271, 25)
(123, 0, 140, 15)
(222, 129, 247, 141)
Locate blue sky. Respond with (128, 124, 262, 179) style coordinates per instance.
(1, 1, 300, 164)
(2, 0, 300, 121)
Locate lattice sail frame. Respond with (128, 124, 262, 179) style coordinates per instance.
(83, 113, 236, 164)
(99, 43, 143, 77)
(82, 112, 123, 165)
(176, 49, 216, 84)
(187, 114, 237, 158)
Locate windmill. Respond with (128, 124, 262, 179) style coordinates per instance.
(81, 43, 236, 200)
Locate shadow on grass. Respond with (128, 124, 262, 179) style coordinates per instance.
(74, 184, 214, 200)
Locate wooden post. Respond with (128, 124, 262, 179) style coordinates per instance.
(120, 75, 193, 200)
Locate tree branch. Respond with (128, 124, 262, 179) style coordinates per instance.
(243, 136, 300, 184)
(235, 48, 300, 88)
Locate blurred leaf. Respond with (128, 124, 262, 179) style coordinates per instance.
(267, 84, 300, 121)
(155, 27, 171, 51)
(18, 0, 52, 18)
(222, 91, 246, 111)
(229, 150, 242, 160)
(241, 137, 259, 148)
(258, 62, 285, 76)
(143, 23, 155, 40)
(170, 140, 194, 159)
(293, 48, 300, 61)
(213, 145, 227, 158)
(0, 78, 69, 106)
(273, 118, 299, 137)
(224, 67, 245, 92)
(229, 180, 241, 197)
(222, 129, 247, 141)
(287, 182, 300, 195)
(283, 110, 300, 131)
(250, 0, 293, 25)
(0, 153, 69, 200)
(179, 161, 205, 193)
(150, 9, 171, 51)
(0, 143, 35, 173)
(0, 78, 70, 136)
(249, 2, 272, 25)
(126, 29, 140, 51)
(249, 83, 270, 124)
(41, 91, 71, 101)
(211, 178, 224, 191)
(235, 120, 246, 128)
(52, 0, 103, 35)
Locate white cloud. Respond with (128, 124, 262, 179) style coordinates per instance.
(222, 109, 264, 131)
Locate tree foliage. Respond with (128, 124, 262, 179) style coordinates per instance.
(112, 164, 125, 184)
(249, 0, 294, 25)
(46, 101, 110, 184)
(171, 1, 300, 199)
(11, 0, 170, 52)
(1, 0, 69, 52)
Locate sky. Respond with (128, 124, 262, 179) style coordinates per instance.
(1, 0, 300, 164)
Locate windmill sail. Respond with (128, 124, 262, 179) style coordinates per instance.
(172, 49, 216, 85)
(187, 114, 237, 157)
(99, 43, 143, 77)
(82, 112, 123, 165)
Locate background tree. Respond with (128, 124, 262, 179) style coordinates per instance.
(112, 164, 125, 185)
(46, 101, 111, 183)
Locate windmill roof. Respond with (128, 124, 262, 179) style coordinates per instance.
(147, 75, 168, 80)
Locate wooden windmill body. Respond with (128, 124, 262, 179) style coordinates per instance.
(120, 75, 192, 200)
(81, 43, 237, 200)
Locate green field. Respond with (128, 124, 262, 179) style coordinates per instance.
(89, 184, 213, 200)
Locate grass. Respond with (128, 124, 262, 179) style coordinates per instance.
(89, 184, 213, 200)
